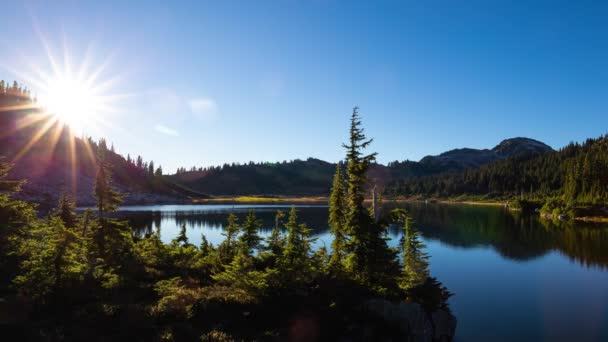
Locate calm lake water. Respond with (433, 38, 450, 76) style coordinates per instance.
(113, 203, 608, 342)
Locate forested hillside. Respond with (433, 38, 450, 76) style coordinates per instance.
(171, 138, 554, 197)
(0, 82, 200, 205)
(391, 135, 608, 206)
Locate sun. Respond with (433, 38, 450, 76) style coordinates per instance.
(6, 38, 121, 136)
(41, 75, 103, 133)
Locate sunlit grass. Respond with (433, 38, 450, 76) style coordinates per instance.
(194, 196, 328, 203)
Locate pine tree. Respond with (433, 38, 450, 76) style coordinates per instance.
(0, 160, 36, 292)
(266, 210, 285, 256)
(14, 217, 87, 298)
(219, 213, 240, 262)
(200, 234, 211, 256)
(94, 157, 122, 221)
(56, 192, 78, 229)
(279, 206, 314, 283)
(176, 223, 189, 246)
(212, 251, 269, 295)
(395, 210, 429, 290)
(328, 163, 347, 272)
(93, 153, 124, 259)
(342, 107, 392, 283)
(238, 210, 262, 255)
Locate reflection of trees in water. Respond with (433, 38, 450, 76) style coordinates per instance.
(116, 207, 330, 238)
(116, 204, 608, 269)
(394, 202, 608, 269)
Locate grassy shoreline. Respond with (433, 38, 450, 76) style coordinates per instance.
(191, 196, 608, 223)
(193, 196, 329, 204)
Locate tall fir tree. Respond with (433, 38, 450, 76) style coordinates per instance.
(176, 223, 189, 246)
(342, 107, 396, 284)
(328, 163, 347, 273)
(219, 213, 240, 262)
(266, 210, 285, 257)
(56, 192, 78, 229)
(238, 210, 262, 256)
(279, 206, 314, 283)
(93, 152, 125, 261)
(394, 209, 429, 290)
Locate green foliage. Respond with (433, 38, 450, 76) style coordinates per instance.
(238, 210, 262, 255)
(200, 234, 211, 256)
(277, 206, 316, 285)
(212, 252, 271, 296)
(152, 277, 204, 318)
(219, 213, 240, 263)
(328, 163, 347, 273)
(94, 154, 123, 217)
(14, 217, 88, 299)
(407, 277, 453, 312)
(540, 197, 573, 218)
(265, 210, 285, 257)
(56, 191, 78, 228)
(200, 330, 237, 342)
(176, 223, 190, 245)
(393, 135, 608, 209)
(0, 105, 454, 340)
(0, 160, 37, 291)
(340, 107, 397, 287)
(392, 209, 429, 290)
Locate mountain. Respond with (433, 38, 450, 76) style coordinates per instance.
(492, 137, 554, 157)
(418, 138, 553, 171)
(172, 138, 555, 197)
(0, 84, 201, 206)
(391, 135, 608, 204)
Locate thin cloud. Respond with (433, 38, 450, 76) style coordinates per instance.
(155, 124, 179, 136)
(189, 97, 219, 121)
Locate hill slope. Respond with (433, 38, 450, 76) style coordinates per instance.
(172, 138, 554, 196)
(0, 84, 201, 206)
(391, 136, 608, 205)
(419, 138, 553, 171)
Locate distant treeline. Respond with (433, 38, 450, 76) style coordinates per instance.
(390, 135, 608, 205)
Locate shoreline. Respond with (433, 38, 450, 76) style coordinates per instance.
(115, 195, 608, 223)
(193, 196, 329, 204)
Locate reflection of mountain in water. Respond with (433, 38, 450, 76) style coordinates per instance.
(114, 204, 608, 269)
(115, 207, 330, 237)
(392, 202, 608, 269)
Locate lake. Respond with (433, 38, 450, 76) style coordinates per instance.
(113, 203, 608, 342)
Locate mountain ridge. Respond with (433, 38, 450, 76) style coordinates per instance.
(419, 137, 553, 171)
(172, 137, 554, 196)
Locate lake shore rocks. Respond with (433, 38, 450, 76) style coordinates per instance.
(364, 298, 456, 341)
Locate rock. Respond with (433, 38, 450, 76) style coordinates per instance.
(365, 299, 439, 342)
(432, 310, 457, 341)
(364, 299, 457, 341)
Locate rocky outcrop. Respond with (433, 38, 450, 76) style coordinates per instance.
(365, 299, 456, 342)
(419, 137, 554, 171)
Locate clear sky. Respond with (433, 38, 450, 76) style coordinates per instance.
(1, 1, 607, 172)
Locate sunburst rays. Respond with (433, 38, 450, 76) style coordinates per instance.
(1, 34, 125, 194)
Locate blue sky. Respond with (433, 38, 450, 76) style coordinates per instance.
(1, 1, 607, 172)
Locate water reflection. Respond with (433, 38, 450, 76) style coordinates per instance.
(109, 203, 608, 340)
(113, 203, 608, 269)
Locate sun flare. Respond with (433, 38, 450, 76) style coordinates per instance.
(40, 76, 102, 133)
(7, 39, 122, 136)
